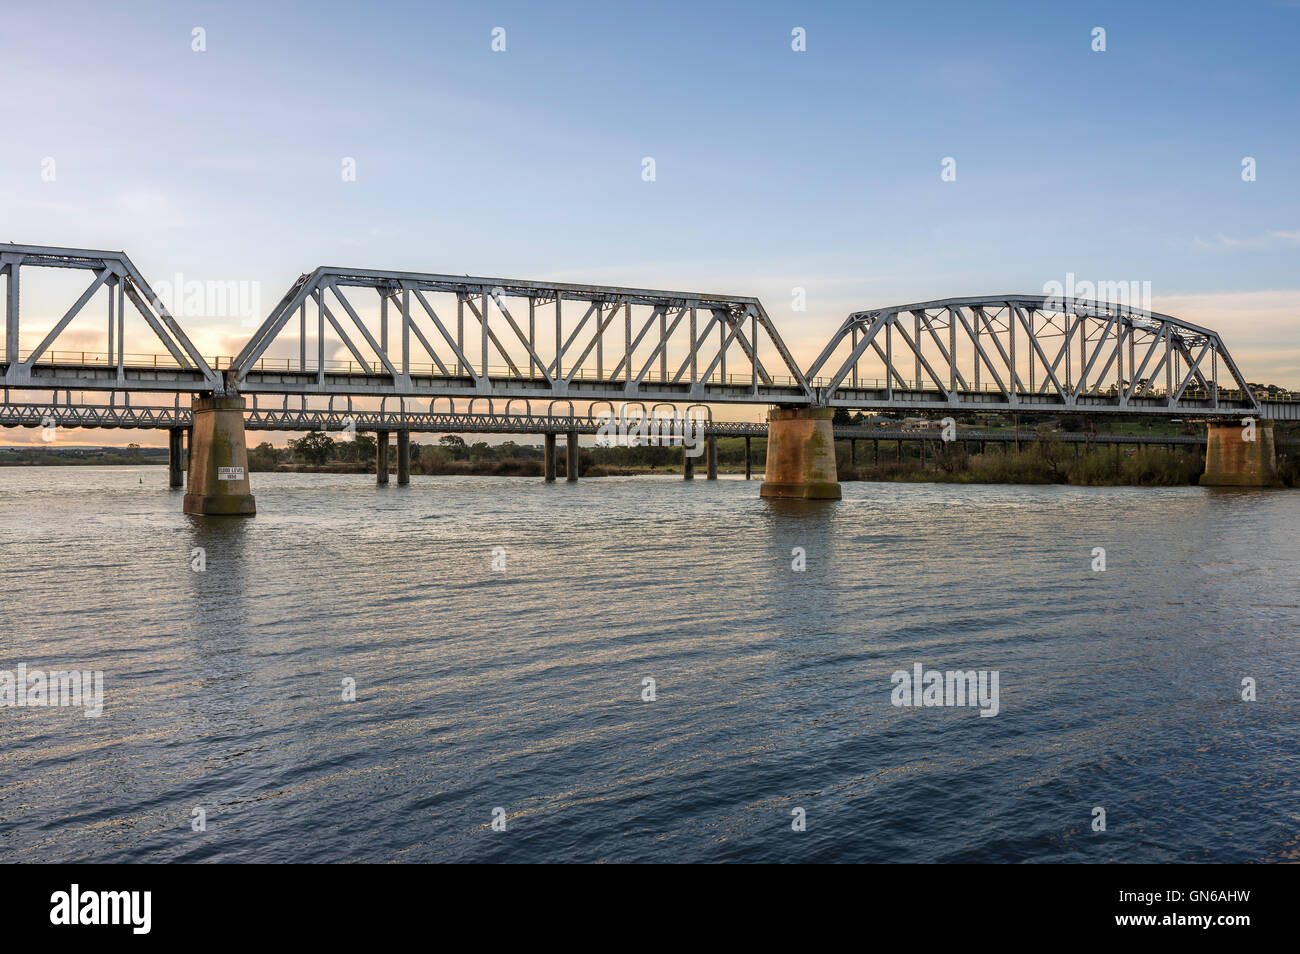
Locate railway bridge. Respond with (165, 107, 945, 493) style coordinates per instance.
(2, 243, 1291, 513)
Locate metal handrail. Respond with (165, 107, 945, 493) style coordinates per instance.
(14, 350, 1298, 403)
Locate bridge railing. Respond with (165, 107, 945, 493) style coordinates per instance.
(18, 348, 1297, 407)
(832, 384, 1277, 402)
(18, 347, 1297, 411)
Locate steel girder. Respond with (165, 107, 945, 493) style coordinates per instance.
(1, 403, 1234, 444)
(229, 266, 813, 404)
(0, 402, 755, 436)
(0, 244, 218, 392)
(807, 295, 1261, 417)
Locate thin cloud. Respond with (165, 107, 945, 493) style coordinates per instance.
(1194, 230, 1300, 250)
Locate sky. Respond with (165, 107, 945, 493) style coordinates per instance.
(2, 0, 1298, 445)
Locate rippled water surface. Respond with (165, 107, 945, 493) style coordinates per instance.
(1, 466, 1297, 863)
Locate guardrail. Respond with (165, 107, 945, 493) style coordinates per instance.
(2, 403, 1252, 446)
(14, 351, 1299, 407)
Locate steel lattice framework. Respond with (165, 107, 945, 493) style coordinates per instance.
(229, 266, 811, 404)
(808, 295, 1260, 416)
(0, 403, 1231, 443)
(0, 244, 217, 391)
(2, 245, 1283, 420)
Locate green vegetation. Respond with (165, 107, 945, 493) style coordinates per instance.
(12, 417, 1295, 488)
(245, 433, 765, 477)
(0, 445, 168, 466)
(840, 425, 1209, 487)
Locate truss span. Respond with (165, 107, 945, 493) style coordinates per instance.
(229, 266, 813, 405)
(0, 244, 217, 392)
(808, 295, 1260, 417)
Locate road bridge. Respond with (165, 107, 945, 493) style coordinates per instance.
(3, 399, 1228, 488)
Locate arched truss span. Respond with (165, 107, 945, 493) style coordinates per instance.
(806, 295, 1259, 415)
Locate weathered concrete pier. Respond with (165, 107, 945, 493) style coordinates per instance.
(183, 395, 255, 515)
(759, 407, 841, 500)
(1200, 420, 1283, 487)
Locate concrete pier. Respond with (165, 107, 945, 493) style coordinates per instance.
(396, 430, 410, 486)
(544, 433, 557, 482)
(1201, 420, 1282, 487)
(683, 448, 695, 480)
(183, 394, 255, 516)
(759, 406, 841, 500)
(565, 430, 578, 481)
(168, 427, 185, 488)
(706, 434, 718, 479)
(375, 430, 390, 484)
(744, 436, 752, 479)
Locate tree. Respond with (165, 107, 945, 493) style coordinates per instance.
(1032, 424, 1070, 482)
(290, 431, 334, 465)
(335, 433, 376, 463)
(249, 441, 282, 470)
(832, 407, 853, 426)
(439, 435, 467, 460)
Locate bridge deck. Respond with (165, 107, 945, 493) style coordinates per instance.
(0, 403, 1226, 445)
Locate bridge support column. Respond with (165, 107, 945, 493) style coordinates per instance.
(565, 430, 578, 481)
(759, 406, 840, 500)
(183, 395, 255, 516)
(1200, 420, 1282, 487)
(544, 433, 557, 482)
(168, 427, 185, 489)
(376, 431, 389, 484)
(683, 448, 695, 480)
(744, 436, 752, 479)
(396, 431, 410, 486)
(706, 435, 718, 479)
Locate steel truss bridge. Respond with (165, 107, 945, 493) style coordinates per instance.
(1, 243, 1295, 421)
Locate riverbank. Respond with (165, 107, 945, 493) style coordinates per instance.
(255, 460, 752, 478)
(841, 444, 1297, 487)
(7, 448, 1295, 487)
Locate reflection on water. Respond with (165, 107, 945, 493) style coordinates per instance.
(0, 466, 1296, 862)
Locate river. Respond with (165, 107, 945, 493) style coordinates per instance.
(1, 467, 1296, 862)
